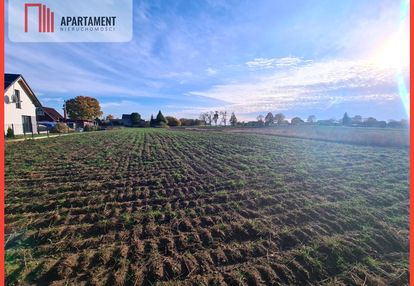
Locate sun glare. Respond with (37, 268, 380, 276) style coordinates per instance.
(372, 0, 410, 117)
(374, 24, 409, 68)
(373, 0, 409, 69)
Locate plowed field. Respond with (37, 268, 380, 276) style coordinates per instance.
(5, 128, 409, 285)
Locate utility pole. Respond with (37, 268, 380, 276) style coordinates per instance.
(63, 100, 67, 122)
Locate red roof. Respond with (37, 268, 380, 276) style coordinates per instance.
(42, 107, 63, 121)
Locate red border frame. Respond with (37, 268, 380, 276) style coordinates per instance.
(0, 1, 412, 285)
(0, 0, 6, 286)
(1, 0, 5, 283)
(410, 0, 413, 284)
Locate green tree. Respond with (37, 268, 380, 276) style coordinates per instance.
(65, 96, 103, 120)
(156, 110, 167, 125)
(131, 112, 141, 126)
(342, 112, 352, 126)
(150, 115, 156, 127)
(229, 112, 237, 126)
(6, 127, 14, 138)
(265, 112, 274, 126)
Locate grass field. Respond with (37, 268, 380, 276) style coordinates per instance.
(5, 128, 409, 285)
(225, 125, 410, 148)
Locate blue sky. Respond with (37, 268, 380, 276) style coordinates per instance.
(6, 0, 410, 121)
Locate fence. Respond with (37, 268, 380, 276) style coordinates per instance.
(4, 123, 71, 140)
(4, 122, 101, 140)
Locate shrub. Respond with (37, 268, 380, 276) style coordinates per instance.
(157, 122, 169, 128)
(6, 127, 14, 138)
(51, 122, 71, 133)
(84, 125, 98, 132)
(166, 116, 181, 127)
(179, 118, 203, 126)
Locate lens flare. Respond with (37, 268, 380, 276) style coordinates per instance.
(372, 0, 409, 117)
(398, 75, 409, 116)
(398, 0, 410, 117)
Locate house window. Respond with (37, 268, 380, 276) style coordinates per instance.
(15, 90, 21, 109)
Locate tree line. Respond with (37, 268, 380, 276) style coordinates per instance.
(61, 96, 408, 129)
(198, 111, 238, 126)
(247, 111, 408, 128)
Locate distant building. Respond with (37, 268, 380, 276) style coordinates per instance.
(109, 118, 123, 125)
(4, 73, 42, 135)
(37, 107, 64, 122)
(122, 114, 132, 126)
(317, 119, 339, 126)
(65, 120, 95, 130)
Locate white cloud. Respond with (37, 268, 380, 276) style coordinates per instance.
(39, 97, 64, 102)
(99, 100, 148, 118)
(188, 58, 407, 115)
(161, 71, 193, 78)
(245, 57, 302, 70)
(206, 68, 218, 75)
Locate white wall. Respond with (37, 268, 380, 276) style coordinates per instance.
(5, 79, 38, 135)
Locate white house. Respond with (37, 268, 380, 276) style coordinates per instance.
(5, 74, 42, 135)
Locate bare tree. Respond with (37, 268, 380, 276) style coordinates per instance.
(199, 112, 208, 126)
(307, 115, 316, 123)
(274, 113, 285, 124)
(352, 115, 362, 123)
(220, 111, 228, 126)
(208, 111, 214, 125)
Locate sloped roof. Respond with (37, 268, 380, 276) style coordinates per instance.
(5, 73, 21, 90)
(42, 107, 63, 121)
(4, 73, 42, 107)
